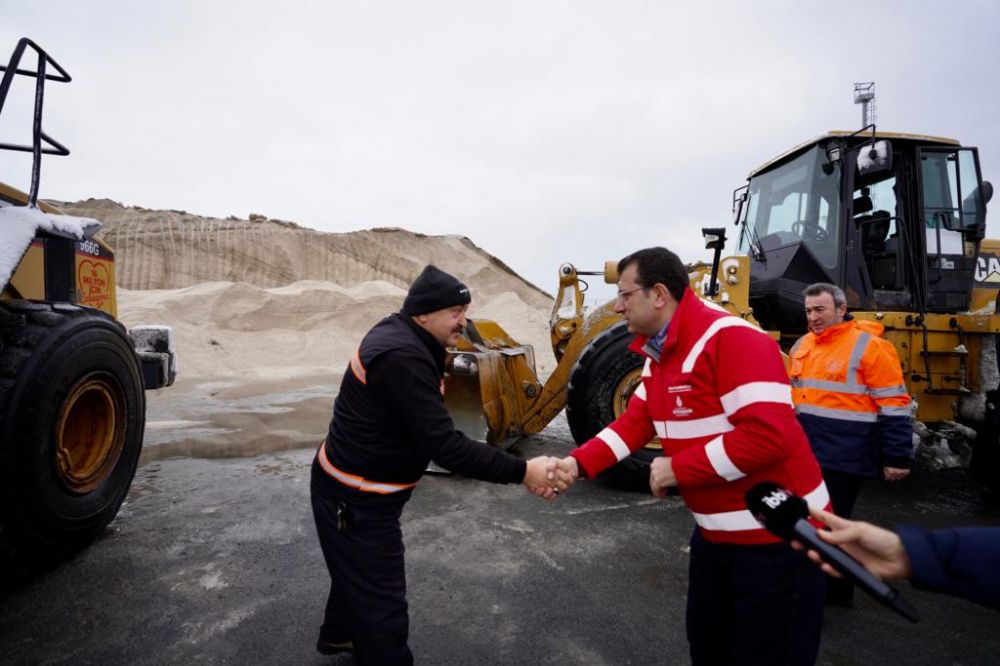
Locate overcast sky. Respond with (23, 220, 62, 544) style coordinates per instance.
(3, 1, 998, 299)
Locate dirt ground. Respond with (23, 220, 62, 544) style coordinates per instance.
(2, 385, 999, 665)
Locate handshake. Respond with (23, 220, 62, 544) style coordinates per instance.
(521, 456, 580, 500)
(521, 453, 679, 500)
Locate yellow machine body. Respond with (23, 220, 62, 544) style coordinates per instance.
(1, 182, 118, 317)
(444, 256, 755, 446)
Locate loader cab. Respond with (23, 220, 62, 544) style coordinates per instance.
(736, 131, 992, 338)
(735, 141, 845, 333)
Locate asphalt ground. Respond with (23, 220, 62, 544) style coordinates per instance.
(2, 414, 999, 665)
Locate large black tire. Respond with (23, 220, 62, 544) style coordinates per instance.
(566, 322, 659, 491)
(968, 389, 1000, 491)
(968, 297, 1000, 491)
(0, 300, 145, 573)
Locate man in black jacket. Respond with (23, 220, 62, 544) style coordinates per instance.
(310, 265, 560, 665)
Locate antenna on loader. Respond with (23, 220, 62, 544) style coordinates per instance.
(853, 82, 876, 128)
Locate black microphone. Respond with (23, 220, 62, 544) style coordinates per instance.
(745, 482, 919, 623)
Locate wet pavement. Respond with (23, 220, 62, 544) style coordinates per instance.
(2, 410, 999, 665)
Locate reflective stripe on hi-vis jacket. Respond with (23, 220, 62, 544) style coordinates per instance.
(318, 440, 417, 494)
(350, 349, 367, 384)
(691, 480, 830, 532)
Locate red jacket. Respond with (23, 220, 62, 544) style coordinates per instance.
(571, 289, 829, 545)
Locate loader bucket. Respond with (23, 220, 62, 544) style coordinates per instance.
(444, 319, 542, 448)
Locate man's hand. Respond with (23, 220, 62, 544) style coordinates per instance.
(649, 456, 677, 497)
(883, 466, 910, 482)
(798, 507, 912, 580)
(523, 457, 565, 500)
(547, 456, 579, 489)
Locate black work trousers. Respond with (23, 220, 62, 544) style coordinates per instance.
(821, 468, 866, 605)
(310, 459, 412, 665)
(686, 529, 826, 666)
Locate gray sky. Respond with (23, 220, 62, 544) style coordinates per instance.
(3, 1, 998, 299)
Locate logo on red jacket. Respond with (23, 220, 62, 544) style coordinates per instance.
(672, 396, 693, 417)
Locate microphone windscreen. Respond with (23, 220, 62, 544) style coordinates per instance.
(745, 482, 809, 540)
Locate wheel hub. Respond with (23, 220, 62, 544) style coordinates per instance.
(55, 373, 126, 494)
(612, 368, 643, 417)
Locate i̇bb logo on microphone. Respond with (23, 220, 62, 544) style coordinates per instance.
(761, 488, 789, 509)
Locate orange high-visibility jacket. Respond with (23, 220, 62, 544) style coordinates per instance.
(789, 317, 913, 477)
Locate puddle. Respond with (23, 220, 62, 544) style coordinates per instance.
(139, 375, 337, 463)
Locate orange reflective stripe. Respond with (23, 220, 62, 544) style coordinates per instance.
(318, 440, 417, 494)
(350, 349, 367, 384)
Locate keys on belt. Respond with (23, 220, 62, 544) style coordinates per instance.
(336, 501, 351, 530)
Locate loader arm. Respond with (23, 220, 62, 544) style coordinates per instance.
(521, 301, 624, 435)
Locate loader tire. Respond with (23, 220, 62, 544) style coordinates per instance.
(968, 389, 1000, 491)
(969, 297, 1000, 491)
(566, 322, 659, 491)
(0, 300, 145, 577)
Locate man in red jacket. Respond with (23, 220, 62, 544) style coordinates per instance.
(552, 247, 830, 665)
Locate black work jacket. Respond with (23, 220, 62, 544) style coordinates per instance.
(324, 313, 526, 503)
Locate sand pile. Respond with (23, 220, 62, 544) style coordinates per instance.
(117, 279, 557, 381)
(55, 199, 549, 302)
(51, 198, 559, 380)
(50, 199, 561, 460)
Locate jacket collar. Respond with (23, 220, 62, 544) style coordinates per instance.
(398, 313, 447, 373)
(810, 314, 884, 343)
(629, 288, 697, 362)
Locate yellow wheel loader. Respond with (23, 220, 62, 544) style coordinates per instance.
(732, 127, 998, 486)
(0, 38, 176, 577)
(444, 124, 998, 490)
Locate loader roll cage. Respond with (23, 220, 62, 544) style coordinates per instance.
(0, 37, 71, 208)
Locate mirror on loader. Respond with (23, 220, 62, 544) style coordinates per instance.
(857, 139, 893, 176)
(702, 227, 727, 298)
(732, 185, 748, 226)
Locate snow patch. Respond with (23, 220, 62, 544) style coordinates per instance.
(0, 203, 102, 288)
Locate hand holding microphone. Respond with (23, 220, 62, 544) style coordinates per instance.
(802, 506, 913, 581)
(745, 481, 919, 623)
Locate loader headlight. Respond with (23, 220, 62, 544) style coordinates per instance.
(448, 353, 479, 377)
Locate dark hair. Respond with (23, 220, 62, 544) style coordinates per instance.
(617, 247, 689, 301)
(802, 282, 846, 308)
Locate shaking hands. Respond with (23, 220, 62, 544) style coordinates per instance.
(523, 454, 678, 500)
(522, 456, 580, 500)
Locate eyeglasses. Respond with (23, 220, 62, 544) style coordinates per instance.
(616, 285, 649, 302)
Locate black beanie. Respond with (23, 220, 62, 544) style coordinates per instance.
(401, 265, 471, 316)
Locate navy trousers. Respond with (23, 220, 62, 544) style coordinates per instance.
(822, 469, 866, 604)
(686, 529, 826, 666)
(310, 459, 412, 665)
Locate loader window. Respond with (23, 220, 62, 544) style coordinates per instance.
(921, 149, 983, 254)
(739, 146, 841, 268)
(855, 177, 902, 290)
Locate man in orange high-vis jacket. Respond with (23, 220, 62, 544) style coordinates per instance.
(789, 282, 913, 606)
(310, 265, 562, 665)
(552, 247, 830, 666)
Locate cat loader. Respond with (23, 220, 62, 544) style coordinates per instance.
(444, 234, 751, 489)
(731, 127, 998, 487)
(0, 38, 176, 577)
(445, 124, 998, 490)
